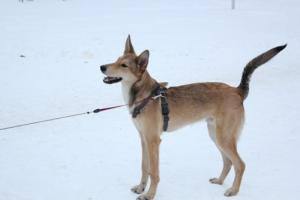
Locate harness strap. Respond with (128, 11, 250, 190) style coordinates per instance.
(132, 96, 152, 118)
(159, 88, 169, 131)
(132, 83, 170, 131)
(132, 83, 160, 118)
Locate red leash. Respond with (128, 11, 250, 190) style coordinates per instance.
(0, 103, 128, 131)
(0, 95, 163, 131)
(92, 104, 128, 113)
(0, 88, 165, 131)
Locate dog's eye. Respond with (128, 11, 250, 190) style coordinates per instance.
(121, 64, 128, 68)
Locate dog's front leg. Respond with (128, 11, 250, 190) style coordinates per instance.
(131, 135, 149, 194)
(137, 134, 161, 200)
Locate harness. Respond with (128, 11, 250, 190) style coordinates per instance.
(132, 83, 170, 131)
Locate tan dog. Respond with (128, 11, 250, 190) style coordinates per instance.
(100, 35, 286, 200)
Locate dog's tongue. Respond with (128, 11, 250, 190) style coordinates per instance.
(103, 76, 122, 84)
(104, 77, 114, 82)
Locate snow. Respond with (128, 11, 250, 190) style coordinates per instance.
(0, 0, 300, 199)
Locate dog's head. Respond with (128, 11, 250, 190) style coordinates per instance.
(100, 35, 149, 84)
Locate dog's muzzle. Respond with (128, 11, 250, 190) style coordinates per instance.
(100, 65, 122, 84)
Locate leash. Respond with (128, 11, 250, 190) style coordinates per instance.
(0, 93, 165, 132)
(0, 104, 128, 131)
(0, 78, 170, 132)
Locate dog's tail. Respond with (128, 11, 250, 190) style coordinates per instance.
(238, 44, 287, 100)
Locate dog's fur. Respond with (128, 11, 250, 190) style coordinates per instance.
(100, 36, 286, 200)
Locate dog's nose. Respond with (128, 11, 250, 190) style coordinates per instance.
(100, 65, 107, 72)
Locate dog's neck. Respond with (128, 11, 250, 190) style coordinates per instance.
(121, 71, 157, 107)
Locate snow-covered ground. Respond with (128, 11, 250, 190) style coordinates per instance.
(0, 0, 299, 199)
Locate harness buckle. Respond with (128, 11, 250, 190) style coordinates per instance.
(152, 94, 163, 100)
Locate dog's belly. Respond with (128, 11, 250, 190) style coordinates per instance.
(166, 111, 207, 132)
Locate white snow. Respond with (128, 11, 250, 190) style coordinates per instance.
(0, 0, 300, 200)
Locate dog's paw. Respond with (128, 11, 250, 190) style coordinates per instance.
(137, 194, 152, 200)
(224, 187, 239, 197)
(131, 184, 145, 194)
(209, 177, 223, 185)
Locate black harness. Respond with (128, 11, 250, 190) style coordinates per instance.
(132, 83, 170, 131)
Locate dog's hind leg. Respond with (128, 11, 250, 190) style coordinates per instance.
(215, 112, 245, 197)
(207, 118, 232, 185)
(131, 135, 149, 194)
(209, 152, 232, 185)
(219, 140, 245, 196)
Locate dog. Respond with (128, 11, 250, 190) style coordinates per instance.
(100, 35, 286, 200)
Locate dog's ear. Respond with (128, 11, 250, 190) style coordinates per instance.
(137, 50, 149, 72)
(124, 35, 135, 54)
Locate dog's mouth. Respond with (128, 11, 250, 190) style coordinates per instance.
(103, 76, 122, 84)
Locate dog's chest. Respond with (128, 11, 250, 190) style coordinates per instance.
(122, 82, 135, 113)
(122, 83, 131, 104)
